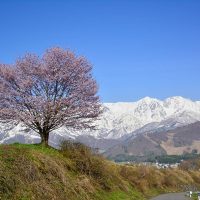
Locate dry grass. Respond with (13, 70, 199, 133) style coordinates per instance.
(0, 142, 200, 200)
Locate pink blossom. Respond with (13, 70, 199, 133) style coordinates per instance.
(0, 47, 102, 145)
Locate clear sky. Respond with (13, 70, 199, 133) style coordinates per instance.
(0, 0, 200, 102)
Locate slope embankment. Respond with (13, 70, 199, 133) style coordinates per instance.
(0, 143, 200, 200)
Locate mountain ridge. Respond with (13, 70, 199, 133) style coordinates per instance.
(105, 121, 200, 161)
(1, 96, 200, 149)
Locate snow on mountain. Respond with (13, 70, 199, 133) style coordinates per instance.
(92, 96, 200, 139)
(0, 96, 200, 144)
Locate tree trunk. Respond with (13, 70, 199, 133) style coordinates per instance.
(40, 132, 49, 146)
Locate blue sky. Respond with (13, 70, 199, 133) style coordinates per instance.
(0, 0, 200, 102)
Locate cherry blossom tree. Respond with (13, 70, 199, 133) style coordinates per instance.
(0, 47, 102, 146)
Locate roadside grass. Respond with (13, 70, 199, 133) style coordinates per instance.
(94, 189, 145, 200)
(0, 142, 200, 200)
(192, 193, 198, 200)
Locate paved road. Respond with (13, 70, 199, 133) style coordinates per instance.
(150, 192, 189, 200)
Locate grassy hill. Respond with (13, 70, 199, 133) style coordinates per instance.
(0, 142, 200, 200)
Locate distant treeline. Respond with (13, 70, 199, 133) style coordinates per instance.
(149, 153, 200, 164)
(112, 152, 200, 164)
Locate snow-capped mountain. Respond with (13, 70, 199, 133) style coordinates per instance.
(93, 96, 200, 139)
(1, 96, 200, 146)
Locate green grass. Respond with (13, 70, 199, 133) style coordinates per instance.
(0, 143, 200, 200)
(192, 193, 198, 200)
(6, 143, 59, 154)
(94, 190, 145, 200)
